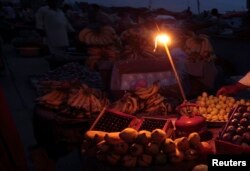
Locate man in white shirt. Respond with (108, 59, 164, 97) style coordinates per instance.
(216, 71, 250, 96)
(36, 0, 74, 55)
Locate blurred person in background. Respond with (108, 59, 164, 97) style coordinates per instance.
(216, 71, 250, 96)
(2, 2, 16, 21)
(36, 0, 75, 55)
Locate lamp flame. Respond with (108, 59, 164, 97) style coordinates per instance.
(154, 34, 171, 52)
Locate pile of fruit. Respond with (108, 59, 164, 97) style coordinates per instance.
(85, 46, 120, 70)
(36, 82, 109, 118)
(109, 82, 172, 115)
(82, 128, 212, 167)
(79, 26, 118, 46)
(221, 105, 250, 146)
(120, 28, 157, 61)
(194, 92, 250, 122)
(30, 62, 103, 94)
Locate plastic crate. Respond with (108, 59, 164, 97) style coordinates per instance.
(89, 108, 174, 137)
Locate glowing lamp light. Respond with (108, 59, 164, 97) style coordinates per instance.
(156, 34, 171, 45)
(154, 32, 187, 102)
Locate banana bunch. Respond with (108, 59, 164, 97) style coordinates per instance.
(135, 83, 171, 115)
(37, 90, 66, 109)
(109, 82, 171, 115)
(144, 94, 167, 113)
(37, 83, 109, 118)
(86, 46, 120, 70)
(79, 26, 118, 46)
(121, 44, 155, 61)
(67, 87, 109, 115)
(110, 94, 138, 114)
(83, 129, 212, 167)
(134, 82, 160, 100)
(120, 28, 156, 61)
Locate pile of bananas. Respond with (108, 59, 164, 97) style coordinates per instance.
(195, 92, 250, 122)
(184, 33, 216, 62)
(64, 87, 109, 116)
(120, 28, 156, 61)
(85, 46, 120, 70)
(79, 26, 118, 46)
(83, 129, 212, 167)
(109, 82, 172, 115)
(37, 90, 67, 109)
(37, 83, 109, 118)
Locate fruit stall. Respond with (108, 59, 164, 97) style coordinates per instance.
(29, 23, 250, 170)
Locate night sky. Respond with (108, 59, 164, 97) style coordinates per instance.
(65, 0, 247, 13)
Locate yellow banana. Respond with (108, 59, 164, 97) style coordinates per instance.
(137, 83, 159, 100)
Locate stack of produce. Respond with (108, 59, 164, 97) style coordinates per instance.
(82, 128, 212, 167)
(194, 92, 250, 122)
(30, 62, 103, 94)
(120, 28, 156, 60)
(36, 83, 109, 118)
(85, 45, 120, 70)
(184, 33, 216, 62)
(109, 82, 172, 115)
(220, 105, 250, 146)
(78, 26, 121, 70)
(79, 26, 118, 46)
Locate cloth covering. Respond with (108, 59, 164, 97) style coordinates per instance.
(185, 60, 218, 88)
(0, 87, 28, 171)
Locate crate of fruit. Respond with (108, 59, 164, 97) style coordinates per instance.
(89, 108, 174, 136)
(215, 105, 250, 154)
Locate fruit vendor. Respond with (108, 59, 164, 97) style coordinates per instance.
(216, 71, 250, 96)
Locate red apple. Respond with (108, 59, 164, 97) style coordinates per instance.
(232, 112, 242, 119)
(226, 125, 236, 134)
(236, 126, 246, 135)
(240, 118, 248, 127)
(232, 135, 243, 145)
(242, 112, 250, 120)
(230, 119, 239, 127)
(222, 133, 232, 142)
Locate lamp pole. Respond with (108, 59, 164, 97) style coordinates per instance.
(162, 43, 187, 101)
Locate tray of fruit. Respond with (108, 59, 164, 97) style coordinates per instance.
(193, 92, 250, 127)
(215, 105, 250, 154)
(82, 129, 213, 168)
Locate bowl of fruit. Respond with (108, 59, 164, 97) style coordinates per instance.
(194, 92, 250, 127)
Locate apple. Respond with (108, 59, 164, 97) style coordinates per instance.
(222, 133, 232, 142)
(242, 132, 250, 143)
(239, 118, 248, 127)
(232, 112, 242, 119)
(232, 135, 243, 145)
(237, 106, 246, 113)
(247, 125, 250, 132)
(226, 125, 236, 134)
(236, 126, 246, 135)
(230, 119, 239, 127)
(242, 112, 250, 120)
